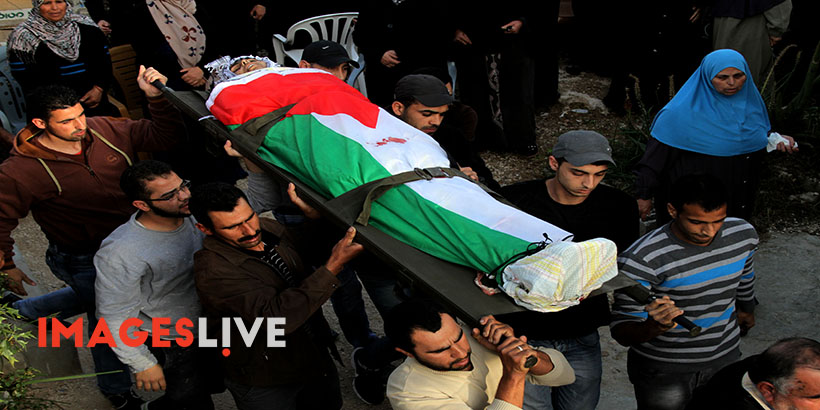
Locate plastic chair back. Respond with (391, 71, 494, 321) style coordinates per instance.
(272, 12, 358, 65)
(271, 12, 367, 96)
(0, 45, 27, 133)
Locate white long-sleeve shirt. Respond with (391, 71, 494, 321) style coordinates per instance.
(387, 325, 575, 410)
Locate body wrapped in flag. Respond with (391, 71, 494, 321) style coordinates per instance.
(206, 67, 617, 312)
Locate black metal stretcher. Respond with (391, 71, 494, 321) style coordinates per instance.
(158, 85, 700, 335)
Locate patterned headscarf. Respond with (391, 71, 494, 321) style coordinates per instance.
(7, 0, 97, 63)
(147, 0, 206, 68)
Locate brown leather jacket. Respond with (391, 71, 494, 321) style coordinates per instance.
(194, 218, 341, 387)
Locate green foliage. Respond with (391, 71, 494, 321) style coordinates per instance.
(0, 305, 33, 367)
(0, 368, 56, 410)
(0, 273, 54, 409)
(762, 40, 820, 136)
(0, 274, 118, 408)
(606, 75, 658, 192)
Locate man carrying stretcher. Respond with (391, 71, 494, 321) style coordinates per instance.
(202, 54, 618, 313)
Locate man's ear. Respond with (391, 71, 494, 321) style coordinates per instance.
(391, 101, 405, 117)
(667, 203, 677, 220)
(297, 60, 310, 69)
(195, 222, 213, 236)
(132, 200, 151, 213)
(756, 381, 777, 404)
(31, 118, 47, 130)
(395, 346, 414, 359)
(548, 156, 560, 172)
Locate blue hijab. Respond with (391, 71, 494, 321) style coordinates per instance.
(650, 49, 770, 157)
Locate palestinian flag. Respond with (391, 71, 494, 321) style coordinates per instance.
(207, 67, 616, 311)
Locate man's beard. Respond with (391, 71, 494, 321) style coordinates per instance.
(46, 125, 85, 142)
(147, 202, 189, 218)
(771, 397, 800, 410)
(416, 351, 473, 372)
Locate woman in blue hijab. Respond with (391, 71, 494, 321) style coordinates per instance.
(634, 49, 796, 223)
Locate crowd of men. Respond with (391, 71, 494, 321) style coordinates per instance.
(0, 2, 817, 409)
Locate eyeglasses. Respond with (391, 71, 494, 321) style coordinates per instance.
(145, 180, 191, 202)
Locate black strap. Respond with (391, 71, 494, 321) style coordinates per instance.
(488, 233, 554, 287)
(228, 103, 512, 227)
(326, 165, 516, 226)
(229, 103, 296, 154)
(326, 167, 462, 226)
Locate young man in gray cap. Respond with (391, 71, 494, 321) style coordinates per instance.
(298, 40, 360, 82)
(499, 130, 639, 410)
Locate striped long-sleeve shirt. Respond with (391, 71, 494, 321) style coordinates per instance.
(611, 218, 757, 368)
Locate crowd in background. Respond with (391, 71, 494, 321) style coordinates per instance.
(0, 0, 819, 409)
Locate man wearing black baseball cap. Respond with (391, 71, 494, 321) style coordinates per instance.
(391, 74, 453, 135)
(390, 73, 504, 190)
(499, 130, 639, 410)
(299, 40, 359, 82)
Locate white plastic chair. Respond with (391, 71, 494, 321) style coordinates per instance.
(271, 12, 367, 96)
(0, 46, 27, 133)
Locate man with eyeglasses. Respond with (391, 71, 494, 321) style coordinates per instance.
(95, 160, 214, 409)
(0, 66, 182, 409)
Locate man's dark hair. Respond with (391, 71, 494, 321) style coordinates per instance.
(668, 174, 727, 212)
(120, 160, 174, 201)
(189, 182, 249, 229)
(26, 85, 81, 122)
(384, 298, 453, 354)
(749, 337, 820, 392)
(394, 96, 419, 111)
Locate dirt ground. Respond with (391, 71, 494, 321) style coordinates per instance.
(13, 223, 820, 409)
(10, 66, 820, 409)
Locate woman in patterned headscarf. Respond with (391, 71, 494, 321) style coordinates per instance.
(8, 0, 116, 116)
